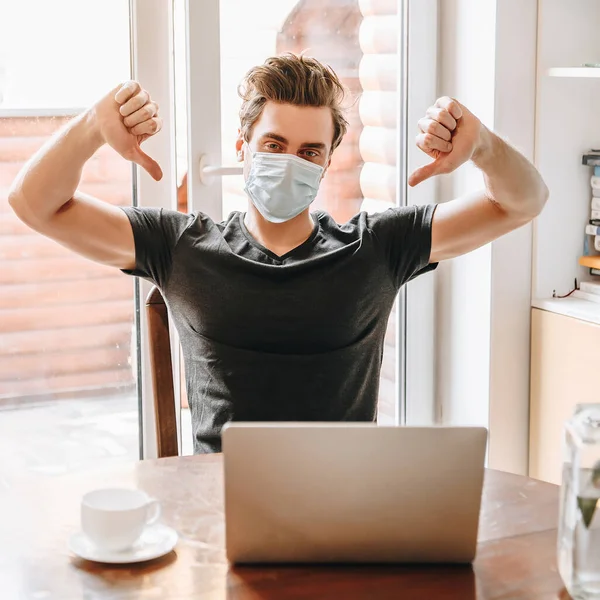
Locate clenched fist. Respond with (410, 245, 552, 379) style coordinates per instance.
(409, 96, 483, 187)
(91, 81, 163, 181)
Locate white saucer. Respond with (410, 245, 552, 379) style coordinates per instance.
(69, 524, 178, 564)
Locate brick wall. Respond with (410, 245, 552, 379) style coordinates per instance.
(0, 116, 135, 403)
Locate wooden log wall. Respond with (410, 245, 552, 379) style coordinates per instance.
(358, 0, 398, 212)
(0, 116, 135, 403)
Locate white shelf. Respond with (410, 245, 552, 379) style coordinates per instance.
(547, 67, 600, 78)
(532, 297, 600, 326)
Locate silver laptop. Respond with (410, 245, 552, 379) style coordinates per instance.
(222, 423, 488, 564)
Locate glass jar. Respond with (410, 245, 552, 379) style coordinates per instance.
(559, 404, 600, 598)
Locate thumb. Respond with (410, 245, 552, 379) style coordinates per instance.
(131, 146, 163, 181)
(408, 160, 444, 187)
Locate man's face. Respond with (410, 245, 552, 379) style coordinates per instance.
(237, 101, 334, 178)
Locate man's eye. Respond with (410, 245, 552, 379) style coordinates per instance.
(266, 143, 280, 151)
(303, 150, 318, 158)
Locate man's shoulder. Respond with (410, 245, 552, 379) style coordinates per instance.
(314, 205, 436, 245)
(313, 209, 370, 237)
(160, 208, 233, 234)
(125, 207, 232, 248)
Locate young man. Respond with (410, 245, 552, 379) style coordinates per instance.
(9, 55, 548, 453)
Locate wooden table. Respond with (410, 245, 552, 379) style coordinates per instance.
(0, 455, 568, 599)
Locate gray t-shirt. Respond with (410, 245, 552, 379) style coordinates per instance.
(121, 205, 437, 453)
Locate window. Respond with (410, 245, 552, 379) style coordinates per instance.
(0, 0, 437, 464)
(0, 0, 140, 479)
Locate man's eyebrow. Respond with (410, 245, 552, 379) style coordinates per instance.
(300, 142, 327, 150)
(259, 133, 327, 150)
(260, 132, 289, 144)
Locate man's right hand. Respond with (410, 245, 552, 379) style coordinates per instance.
(92, 81, 163, 181)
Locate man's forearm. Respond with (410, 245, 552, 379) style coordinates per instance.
(472, 127, 548, 220)
(8, 110, 104, 225)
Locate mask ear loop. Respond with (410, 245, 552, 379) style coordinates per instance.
(243, 140, 255, 160)
(242, 141, 257, 181)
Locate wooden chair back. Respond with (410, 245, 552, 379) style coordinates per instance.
(145, 286, 179, 457)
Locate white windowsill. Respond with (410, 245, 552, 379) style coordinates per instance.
(532, 297, 600, 326)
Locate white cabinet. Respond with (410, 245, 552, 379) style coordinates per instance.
(529, 308, 600, 484)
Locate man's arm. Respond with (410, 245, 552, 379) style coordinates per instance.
(8, 81, 162, 270)
(409, 97, 549, 263)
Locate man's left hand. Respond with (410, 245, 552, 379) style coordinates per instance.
(409, 97, 484, 187)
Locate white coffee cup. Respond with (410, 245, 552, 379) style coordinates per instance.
(81, 488, 161, 552)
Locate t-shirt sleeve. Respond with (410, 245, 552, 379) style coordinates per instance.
(367, 204, 438, 289)
(120, 206, 193, 288)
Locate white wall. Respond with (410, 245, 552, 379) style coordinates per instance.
(436, 0, 538, 474)
(534, 0, 600, 299)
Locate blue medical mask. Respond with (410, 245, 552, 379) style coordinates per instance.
(244, 150, 324, 223)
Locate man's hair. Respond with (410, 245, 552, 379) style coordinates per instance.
(238, 54, 349, 153)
